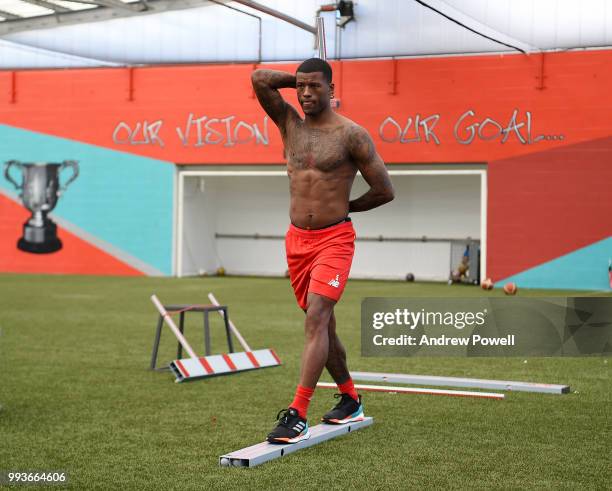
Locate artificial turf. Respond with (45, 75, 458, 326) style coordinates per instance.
(0, 274, 610, 490)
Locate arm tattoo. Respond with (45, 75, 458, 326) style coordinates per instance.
(253, 70, 296, 90)
(349, 126, 376, 164)
(348, 125, 395, 213)
(251, 69, 296, 129)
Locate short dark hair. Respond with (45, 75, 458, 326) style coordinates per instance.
(296, 58, 332, 84)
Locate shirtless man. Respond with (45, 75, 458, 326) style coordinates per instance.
(251, 58, 394, 443)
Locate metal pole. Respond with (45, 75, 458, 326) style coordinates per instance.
(208, 0, 262, 63)
(149, 315, 165, 369)
(208, 293, 252, 352)
(150, 295, 198, 359)
(232, 0, 316, 34)
(316, 16, 327, 60)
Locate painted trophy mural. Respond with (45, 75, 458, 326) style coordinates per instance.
(3, 160, 79, 253)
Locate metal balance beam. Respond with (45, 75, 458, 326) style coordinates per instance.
(220, 417, 373, 468)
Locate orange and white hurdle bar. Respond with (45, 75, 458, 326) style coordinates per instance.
(151, 294, 281, 383)
(316, 382, 505, 400)
(170, 349, 281, 383)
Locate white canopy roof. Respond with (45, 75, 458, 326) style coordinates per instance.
(0, 0, 610, 68)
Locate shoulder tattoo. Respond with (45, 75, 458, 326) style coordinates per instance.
(349, 125, 375, 162)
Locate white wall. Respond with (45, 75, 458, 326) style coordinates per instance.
(350, 174, 481, 280)
(349, 174, 481, 240)
(181, 176, 221, 275)
(179, 172, 481, 281)
(213, 175, 290, 276)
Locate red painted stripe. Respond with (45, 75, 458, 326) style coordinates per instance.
(175, 360, 190, 378)
(222, 354, 237, 371)
(245, 351, 260, 368)
(198, 357, 213, 374)
(269, 349, 282, 365)
(0, 194, 144, 276)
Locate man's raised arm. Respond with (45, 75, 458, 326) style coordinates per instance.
(348, 125, 395, 213)
(251, 69, 297, 130)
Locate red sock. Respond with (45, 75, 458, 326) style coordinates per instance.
(338, 378, 359, 402)
(290, 385, 314, 419)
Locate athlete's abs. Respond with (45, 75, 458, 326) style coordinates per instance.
(284, 122, 357, 229)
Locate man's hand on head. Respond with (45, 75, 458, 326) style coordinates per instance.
(251, 69, 298, 130)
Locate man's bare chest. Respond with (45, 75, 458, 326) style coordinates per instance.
(284, 125, 350, 172)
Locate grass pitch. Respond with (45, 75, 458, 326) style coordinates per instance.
(0, 274, 610, 490)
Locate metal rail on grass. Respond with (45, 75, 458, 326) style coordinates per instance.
(350, 372, 570, 395)
(220, 417, 373, 467)
(317, 382, 505, 400)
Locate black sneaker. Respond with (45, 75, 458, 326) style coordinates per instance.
(321, 393, 365, 424)
(267, 408, 310, 444)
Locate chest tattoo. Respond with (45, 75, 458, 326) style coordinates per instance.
(288, 126, 348, 171)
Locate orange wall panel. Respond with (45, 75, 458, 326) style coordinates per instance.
(1, 50, 611, 284)
(0, 50, 610, 165)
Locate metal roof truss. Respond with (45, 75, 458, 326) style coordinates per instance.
(0, 0, 218, 34)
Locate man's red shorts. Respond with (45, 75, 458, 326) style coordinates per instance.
(285, 219, 356, 310)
